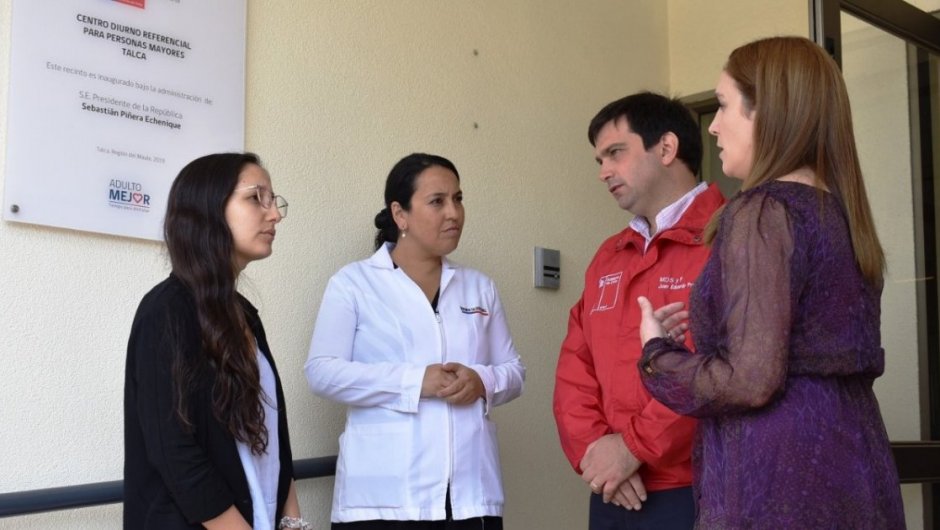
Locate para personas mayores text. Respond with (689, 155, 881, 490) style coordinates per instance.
(77, 13, 191, 59)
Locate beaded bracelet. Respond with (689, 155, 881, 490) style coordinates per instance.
(278, 515, 312, 530)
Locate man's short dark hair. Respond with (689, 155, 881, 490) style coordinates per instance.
(588, 92, 702, 175)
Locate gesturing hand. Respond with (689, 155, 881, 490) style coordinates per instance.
(637, 296, 688, 346)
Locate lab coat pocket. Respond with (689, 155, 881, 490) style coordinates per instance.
(338, 421, 411, 508)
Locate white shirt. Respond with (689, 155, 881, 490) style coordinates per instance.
(629, 182, 709, 251)
(305, 244, 525, 523)
(236, 348, 280, 530)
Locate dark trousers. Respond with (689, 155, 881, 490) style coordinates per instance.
(588, 486, 694, 530)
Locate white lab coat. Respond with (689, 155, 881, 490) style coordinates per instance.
(305, 244, 525, 523)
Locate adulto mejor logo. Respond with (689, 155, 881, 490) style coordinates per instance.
(108, 179, 151, 212)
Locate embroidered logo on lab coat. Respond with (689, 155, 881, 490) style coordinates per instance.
(461, 306, 489, 316)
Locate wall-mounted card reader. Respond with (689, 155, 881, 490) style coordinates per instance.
(534, 247, 560, 289)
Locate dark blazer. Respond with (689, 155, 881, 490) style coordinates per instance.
(123, 274, 293, 529)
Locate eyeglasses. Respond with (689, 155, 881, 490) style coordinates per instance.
(234, 185, 289, 218)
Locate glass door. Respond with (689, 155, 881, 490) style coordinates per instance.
(815, 1, 940, 528)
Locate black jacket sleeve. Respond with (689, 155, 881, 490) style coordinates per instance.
(125, 279, 238, 524)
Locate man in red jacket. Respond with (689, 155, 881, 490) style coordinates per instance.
(553, 92, 725, 529)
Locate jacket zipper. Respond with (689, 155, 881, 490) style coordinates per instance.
(435, 309, 455, 513)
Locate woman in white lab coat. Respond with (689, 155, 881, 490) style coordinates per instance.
(306, 153, 525, 530)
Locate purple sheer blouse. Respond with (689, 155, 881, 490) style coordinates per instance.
(640, 181, 904, 529)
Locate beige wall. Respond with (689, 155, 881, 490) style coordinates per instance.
(667, 0, 809, 97)
(0, 1, 667, 529)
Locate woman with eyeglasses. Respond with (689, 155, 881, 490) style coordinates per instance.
(305, 153, 525, 529)
(124, 153, 309, 530)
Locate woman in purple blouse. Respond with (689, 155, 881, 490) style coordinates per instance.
(637, 36, 905, 529)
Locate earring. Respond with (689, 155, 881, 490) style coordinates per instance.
(399, 226, 407, 238)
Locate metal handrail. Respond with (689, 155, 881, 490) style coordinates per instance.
(892, 442, 940, 484)
(2, 441, 939, 519)
(0, 455, 337, 519)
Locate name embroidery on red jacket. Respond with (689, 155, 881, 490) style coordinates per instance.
(657, 275, 693, 291)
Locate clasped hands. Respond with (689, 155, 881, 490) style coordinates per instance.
(421, 363, 484, 405)
(575, 299, 687, 511)
(580, 434, 646, 510)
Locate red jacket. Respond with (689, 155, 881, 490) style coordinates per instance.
(553, 184, 724, 491)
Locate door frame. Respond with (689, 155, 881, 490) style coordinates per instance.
(810, 1, 940, 528)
